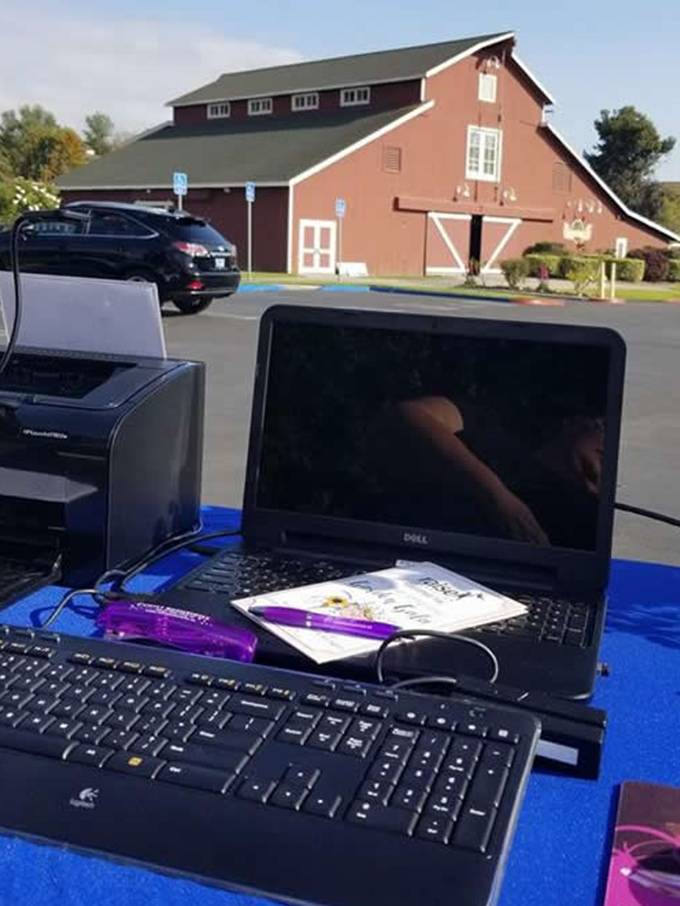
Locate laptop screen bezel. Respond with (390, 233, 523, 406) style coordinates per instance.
(242, 305, 626, 592)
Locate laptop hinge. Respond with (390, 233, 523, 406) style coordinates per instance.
(274, 530, 569, 594)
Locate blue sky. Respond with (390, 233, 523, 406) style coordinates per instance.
(2, 0, 679, 178)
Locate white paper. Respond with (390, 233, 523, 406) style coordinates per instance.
(232, 561, 526, 664)
(0, 271, 166, 358)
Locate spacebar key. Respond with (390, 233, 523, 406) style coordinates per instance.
(0, 727, 75, 760)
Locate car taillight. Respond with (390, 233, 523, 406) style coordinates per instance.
(173, 241, 210, 257)
(186, 279, 204, 290)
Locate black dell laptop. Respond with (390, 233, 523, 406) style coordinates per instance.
(160, 304, 625, 700)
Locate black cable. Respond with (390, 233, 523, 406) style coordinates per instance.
(374, 628, 499, 686)
(0, 216, 27, 379)
(40, 526, 242, 629)
(615, 501, 680, 529)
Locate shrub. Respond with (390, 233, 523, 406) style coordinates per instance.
(628, 247, 670, 282)
(500, 257, 530, 289)
(606, 257, 645, 283)
(559, 256, 600, 295)
(668, 259, 680, 282)
(524, 241, 567, 255)
(524, 253, 561, 277)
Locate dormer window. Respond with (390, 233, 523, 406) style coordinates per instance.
(248, 97, 273, 116)
(207, 102, 231, 119)
(340, 86, 370, 107)
(292, 92, 319, 111)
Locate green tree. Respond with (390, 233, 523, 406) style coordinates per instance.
(585, 106, 675, 221)
(659, 185, 680, 235)
(0, 105, 57, 174)
(84, 111, 115, 156)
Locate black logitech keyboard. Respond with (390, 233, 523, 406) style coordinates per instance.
(0, 623, 539, 906)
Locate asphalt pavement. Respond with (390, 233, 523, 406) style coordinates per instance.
(163, 288, 680, 567)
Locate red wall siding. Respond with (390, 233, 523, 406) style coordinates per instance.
(292, 45, 668, 276)
(61, 187, 289, 273)
(173, 80, 421, 125)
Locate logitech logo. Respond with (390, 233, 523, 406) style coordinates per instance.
(69, 788, 99, 810)
(403, 532, 429, 546)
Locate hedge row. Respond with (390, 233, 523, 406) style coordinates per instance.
(523, 253, 645, 283)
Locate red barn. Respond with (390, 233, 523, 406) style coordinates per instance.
(58, 31, 678, 275)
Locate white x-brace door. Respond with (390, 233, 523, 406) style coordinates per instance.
(425, 212, 471, 275)
(480, 216, 522, 274)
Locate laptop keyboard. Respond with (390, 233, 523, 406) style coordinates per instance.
(480, 594, 592, 647)
(179, 550, 593, 648)
(0, 625, 539, 904)
(180, 549, 362, 597)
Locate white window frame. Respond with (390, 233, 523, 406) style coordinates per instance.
(340, 86, 371, 107)
(248, 97, 273, 116)
(478, 73, 497, 103)
(466, 125, 502, 183)
(207, 102, 231, 119)
(292, 92, 319, 112)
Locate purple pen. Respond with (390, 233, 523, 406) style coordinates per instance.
(249, 606, 399, 640)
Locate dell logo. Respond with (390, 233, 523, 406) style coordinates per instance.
(403, 532, 429, 546)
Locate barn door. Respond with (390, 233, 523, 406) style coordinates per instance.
(425, 213, 471, 275)
(480, 216, 522, 274)
(298, 219, 337, 274)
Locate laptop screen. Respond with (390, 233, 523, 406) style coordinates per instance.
(256, 321, 611, 552)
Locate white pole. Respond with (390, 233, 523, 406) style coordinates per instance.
(610, 261, 617, 301)
(247, 200, 253, 278)
(177, 193, 183, 212)
(337, 217, 342, 278)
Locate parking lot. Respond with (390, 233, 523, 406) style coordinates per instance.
(163, 290, 680, 567)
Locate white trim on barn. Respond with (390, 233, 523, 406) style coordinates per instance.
(286, 184, 295, 274)
(508, 53, 556, 104)
(480, 216, 522, 274)
(290, 101, 435, 187)
(57, 181, 289, 191)
(424, 32, 515, 78)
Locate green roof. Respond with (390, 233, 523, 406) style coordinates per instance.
(57, 106, 419, 189)
(169, 32, 512, 106)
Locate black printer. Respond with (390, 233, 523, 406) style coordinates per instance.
(0, 347, 204, 600)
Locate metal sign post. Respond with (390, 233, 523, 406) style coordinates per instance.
(173, 171, 188, 211)
(245, 182, 256, 277)
(335, 197, 346, 276)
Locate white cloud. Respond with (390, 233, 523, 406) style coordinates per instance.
(0, 2, 303, 135)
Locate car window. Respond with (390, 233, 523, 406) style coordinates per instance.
(87, 213, 154, 238)
(31, 220, 85, 236)
(167, 219, 227, 245)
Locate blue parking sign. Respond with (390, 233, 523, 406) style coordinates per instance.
(173, 171, 188, 196)
(335, 197, 346, 218)
(245, 182, 256, 203)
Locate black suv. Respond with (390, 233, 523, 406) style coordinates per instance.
(0, 201, 240, 314)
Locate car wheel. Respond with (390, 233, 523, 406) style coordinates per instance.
(124, 270, 164, 301)
(172, 297, 214, 314)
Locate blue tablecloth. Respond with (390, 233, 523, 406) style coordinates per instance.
(1, 506, 679, 906)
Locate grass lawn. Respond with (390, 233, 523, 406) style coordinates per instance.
(242, 272, 680, 303)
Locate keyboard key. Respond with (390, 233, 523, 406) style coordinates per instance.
(0, 726, 76, 759)
(158, 763, 234, 794)
(302, 692, 330, 707)
(358, 779, 394, 805)
(337, 733, 373, 758)
(22, 713, 55, 733)
(331, 697, 360, 713)
(417, 812, 456, 843)
(105, 752, 164, 778)
(227, 715, 272, 737)
(267, 687, 295, 701)
(360, 702, 388, 719)
(67, 744, 114, 767)
(163, 742, 248, 773)
(231, 697, 284, 720)
(283, 765, 320, 788)
(269, 784, 308, 811)
(303, 792, 342, 818)
(459, 721, 488, 738)
(236, 776, 277, 803)
(73, 723, 111, 745)
(453, 805, 497, 853)
(105, 729, 139, 750)
(347, 717, 382, 740)
(45, 719, 82, 738)
(191, 728, 262, 755)
(391, 786, 429, 812)
(347, 801, 418, 835)
(467, 765, 509, 809)
(490, 727, 520, 745)
(129, 735, 167, 757)
(395, 709, 427, 726)
(306, 728, 342, 751)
